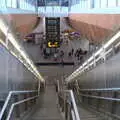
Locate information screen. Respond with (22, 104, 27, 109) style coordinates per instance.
(47, 41, 59, 48)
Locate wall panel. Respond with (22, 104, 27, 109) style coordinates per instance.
(0, 44, 38, 100)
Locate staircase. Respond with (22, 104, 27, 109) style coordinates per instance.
(27, 82, 64, 120)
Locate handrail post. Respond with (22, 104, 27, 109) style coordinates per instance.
(65, 99, 68, 120)
(70, 90, 80, 120)
(0, 90, 38, 120)
(38, 80, 41, 96)
(14, 95, 20, 118)
(0, 92, 12, 120)
(24, 94, 28, 111)
(64, 92, 66, 112)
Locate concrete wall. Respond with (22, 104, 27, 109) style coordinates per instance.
(69, 14, 120, 43)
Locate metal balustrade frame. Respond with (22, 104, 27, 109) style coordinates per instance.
(74, 87, 120, 120)
(0, 90, 38, 120)
(6, 95, 38, 120)
(58, 90, 80, 120)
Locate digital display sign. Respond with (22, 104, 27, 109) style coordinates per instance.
(47, 41, 59, 48)
(46, 17, 60, 48)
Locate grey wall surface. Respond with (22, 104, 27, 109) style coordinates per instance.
(77, 52, 120, 89)
(0, 44, 38, 100)
(74, 51, 120, 118)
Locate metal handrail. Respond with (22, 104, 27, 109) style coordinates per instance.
(79, 88, 120, 91)
(80, 94, 120, 102)
(69, 90, 80, 120)
(0, 90, 38, 120)
(6, 95, 38, 120)
(66, 28, 120, 82)
(57, 78, 80, 120)
(58, 90, 80, 120)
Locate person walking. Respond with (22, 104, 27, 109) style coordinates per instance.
(71, 48, 74, 56)
(60, 50, 64, 58)
(68, 51, 72, 57)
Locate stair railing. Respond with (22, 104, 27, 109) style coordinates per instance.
(58, 89, 80, 120)
(0, 90, 39, 120)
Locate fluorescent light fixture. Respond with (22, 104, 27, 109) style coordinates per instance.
(0, 38, 7, 47)
(0, 19, 44, 82)
(104, 31, 120, 49)
(66, 30, 120, 82)
(104, 48, 112, 56)
(115, 41, 120, 48)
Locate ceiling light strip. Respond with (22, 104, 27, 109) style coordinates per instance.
(0, 19, 44, 82)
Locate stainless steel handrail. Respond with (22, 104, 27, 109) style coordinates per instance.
(80, 94, 120, 102)
(58, 89, 80, 120)
(69, 90, 80, 120)
(0, 90, 38, 120)
(66, 28, 120, 82)
(6, 95, 38, 120)
(79, 88, 120, 91)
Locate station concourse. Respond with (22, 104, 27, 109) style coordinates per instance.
(0, 0, 120, 120)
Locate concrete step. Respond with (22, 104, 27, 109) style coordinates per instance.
(27, 85, 64, 120)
